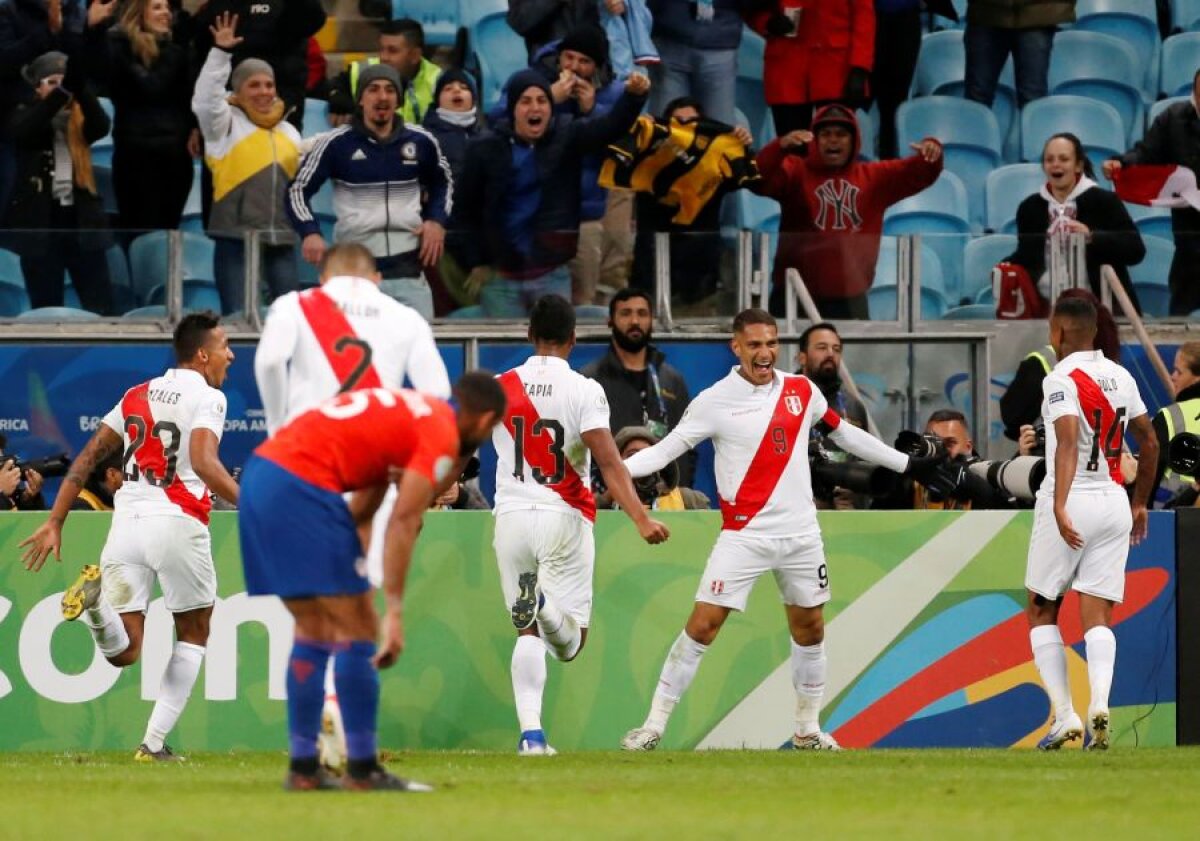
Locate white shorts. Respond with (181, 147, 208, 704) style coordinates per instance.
(1025, 491, 1132, 603)
(493, 509, 595, 626)
(100, 512, 216, 613)
(696, 531, 830, 612)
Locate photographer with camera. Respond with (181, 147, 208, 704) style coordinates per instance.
(69, 450, 122, 512)
(1151, 342, 1200, 507)
(595, 426, 710, 511)
(0, 434, 57, 511)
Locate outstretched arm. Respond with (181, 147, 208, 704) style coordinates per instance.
(826, 418, 909, 473)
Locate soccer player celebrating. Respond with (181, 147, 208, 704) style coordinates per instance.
(619, 308, 941, 751)
(493, 295, 670, 755)
(1025, 296, 1157, 750)
(20, 313, 240, 761)
(237, 373, 505, 790)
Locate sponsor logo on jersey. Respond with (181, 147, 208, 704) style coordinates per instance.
(351, 149, 367, 161)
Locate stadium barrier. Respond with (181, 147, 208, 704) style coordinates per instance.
(0, 510, 1177, 752)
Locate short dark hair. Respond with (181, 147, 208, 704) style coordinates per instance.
(529, 294, 575, 344)
(454, 371, 506, 417)
(380, 18, 424, 47)
(1053, 294, 1098, 330)
(173, 311, 220, 363)
(732, 307, 776, 333)
(608, 286, 653, 318)
(662, 96, 703, 121)
(927, 408, 968, 428)
(799, 321, 840, 352)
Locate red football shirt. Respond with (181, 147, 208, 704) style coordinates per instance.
(255, 387, 460, 492)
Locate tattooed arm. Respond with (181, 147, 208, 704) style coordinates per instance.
(19, 426, 123, 572)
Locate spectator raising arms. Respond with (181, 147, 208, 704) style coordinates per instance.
(1005, 134, 1144, 316)
(193, 12, 301, 315)
(755, 105, 942, 318)
(105, 0, 197, 231)
(4, 50, 113, 314)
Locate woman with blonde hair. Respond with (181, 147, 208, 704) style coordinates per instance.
(106, 0, 197, 231)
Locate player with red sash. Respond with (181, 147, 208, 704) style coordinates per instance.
(619, 308, 942, 751)
(20, 313, 240, 762)
(491, 295, 670, 755)
(1025, 296, 1157, 751)
(238, 373, 505, 790)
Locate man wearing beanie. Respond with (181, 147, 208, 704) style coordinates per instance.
(755, 104, 943, 318)
(287, 59, 452, 320)
(451, 68, 649, 317)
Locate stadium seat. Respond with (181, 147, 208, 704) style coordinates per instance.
(1048, 31, 1144, 144)
(985, 164, 1043, 234)
(123, 305, 168, 318)
(1162, 34, 1200, 97)
(738, 28, 764, 81)
(1129, 235, 1175, 287)
(940, 303, 996, 319)
(1073, 0, 1162, 99)
(975, 285, 994, 305)
(16, 306, 102, 320)
(855, 109, 875, 161)
(147, 279, 222, 312)
(106, 245, 131, 289)
(736, 191, 780, 232)
(302, 98, 328, 135)
(866, 285, 949, 320)
(1132, 283, 1171, 317)
(458, 0, 506, 28)
(1021, 96, 1125, 166)
(883, 171, 969, 298)
(0, 283, 30, 317)
(1126, 204, 1173, 241)
(1174, 0, 1200, 32)
(0, 247, 22, 286)
(469, 13, 527, 111)
(390, 0, 459, 45)
(962, 234, 1017, 304)
(874, 237, 946, 295)
(128, 231, 217, 304)
(896, 97, 1002, 229)
(1149, 96, 1190, 126)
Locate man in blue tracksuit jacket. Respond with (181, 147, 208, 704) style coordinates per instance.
(287, 63, 452, 319)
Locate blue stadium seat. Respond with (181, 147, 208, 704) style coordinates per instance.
(896, 97, 1002, 229)
(1073, 0, 1162, 100)
(738, 28, 764, 81)
(855, 109, 875, 161)
(459, 0, 506, 28)
(302, 98, 328, 135)
(123, 305, 168, 319)
(390, 0, 459, 45)
(106, 245, 130, 289)
(1021, 96, 1125, 166)
(128, 231, 217, 304)
(874, 237, 947, 295)
(146, 279, 222, 312)
(469, 13, 527, 111)
(976, 284, 995, 305)
(0, 247, 22, 287)
(0, 283, 30, 317)
(985, 164, 1043, 233)
(1162, 34, 1200, 97)
(1126, 204, 1173, 241)
(941, 303, 996, 319)
(736, 191, 780, 232)
(1132, 283, 1171, 317)
(16, 306, 102, 320)
(866, 285, 949, 320)
(1048, 31, 1143, 144)
(1174, 0, 1200, 32)
(1149, 96, 1190, 126)
(962, 234, 1017, 304)
(1129, 236, 1175, 287)
(883, 171, 969, 299)
(734, 91, 772, 152)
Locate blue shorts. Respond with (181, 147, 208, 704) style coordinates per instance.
(238, 455, 370, 599)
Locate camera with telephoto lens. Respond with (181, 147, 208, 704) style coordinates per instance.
(1168, 432, 1200, 477)
(895, 430, 1040, 505)
(3, 453, 70, 480)
(965, 456, 1046, 503)
(809, 441, 899, 499)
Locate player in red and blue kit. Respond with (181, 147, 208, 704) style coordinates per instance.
(238, 372, 506, 791)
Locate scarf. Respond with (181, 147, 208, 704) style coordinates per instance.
(50, 102, 97, 204)
(1038, 174, 1096, 296)
(227, 95, 287, 130)
(435, 107, 477, 127)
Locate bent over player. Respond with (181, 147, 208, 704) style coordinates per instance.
(1026, 296, 1157, 750)
(493, 295, 670, 755)
(620, 308, 942, 751)
(20, 313, 240, 761)
(237, 373, 505, 790)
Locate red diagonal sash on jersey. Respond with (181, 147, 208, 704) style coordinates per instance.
(297, 289, 383, 392)
(720, 376, 813, 530)
(498, 370, 596, 522)
(122, 383, 211, 524)
(1068, 368, 1123, 484)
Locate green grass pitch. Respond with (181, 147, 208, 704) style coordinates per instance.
(4, 748, 1200, 839)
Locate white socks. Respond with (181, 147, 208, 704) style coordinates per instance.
(791, 641, 826, 737)
(536, 596, 582, 662)
(83, 598, 129, 659)
(511, 635, 547, 732)
(644, 632, 708, 734)
(1084, 625, 1116, 714)
(1030, 625, 1075, 721)
(143, 641, 205, 752)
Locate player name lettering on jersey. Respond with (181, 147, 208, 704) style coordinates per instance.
(525, 383, 554, 398)
(147, 389, 181, 405)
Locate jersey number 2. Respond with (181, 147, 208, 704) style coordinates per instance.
(1086, 407, 1126, 473)
(123, 416, 181, 486)
(334, 336, 372, 392)
(511, 417, 566, 485)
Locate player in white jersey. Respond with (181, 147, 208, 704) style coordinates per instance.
(20, 313, 240, 761)
(619, 308, 942, 752)
(492, 295, 670, 755)
(1024, 295, 1157, 751)
(254, 242, 450, 771)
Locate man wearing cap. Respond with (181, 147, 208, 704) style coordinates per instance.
(451, 67, 649, 316)
(1104, 69, 1200, 316)
(596, 425, 710, 510)
(327, 18, 442, 128)
(755, 103, 942, 318)
(287, 60, 452, 320)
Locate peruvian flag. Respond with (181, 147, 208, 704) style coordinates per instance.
(1113, 164, 1200, 210)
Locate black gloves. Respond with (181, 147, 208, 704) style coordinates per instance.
(843, 67, 871, 109)
(904, 453, 947, 486)
(765, 12, 795, 37)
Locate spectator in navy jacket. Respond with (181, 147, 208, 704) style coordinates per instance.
(646, 0, 745, 125)
(287, 63, 452, 319)
(450, 68, 649, 317)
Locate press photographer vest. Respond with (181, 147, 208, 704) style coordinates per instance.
(1161, 397, 1200, 493)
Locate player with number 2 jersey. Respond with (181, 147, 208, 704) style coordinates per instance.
(491, 296, 669, 756)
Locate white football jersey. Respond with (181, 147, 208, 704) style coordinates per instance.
(492, 355, 610, 522)
(101, 368, 227, 524)
(625, 367, 905, 538)
(255, 275, 450, 433)
(1041, 349, 1147, 495)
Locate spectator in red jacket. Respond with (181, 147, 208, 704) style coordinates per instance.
(755, 104, 942, 318)
(744, 0, 875, 136)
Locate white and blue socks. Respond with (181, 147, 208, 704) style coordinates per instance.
(511, 635, 548, 737)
